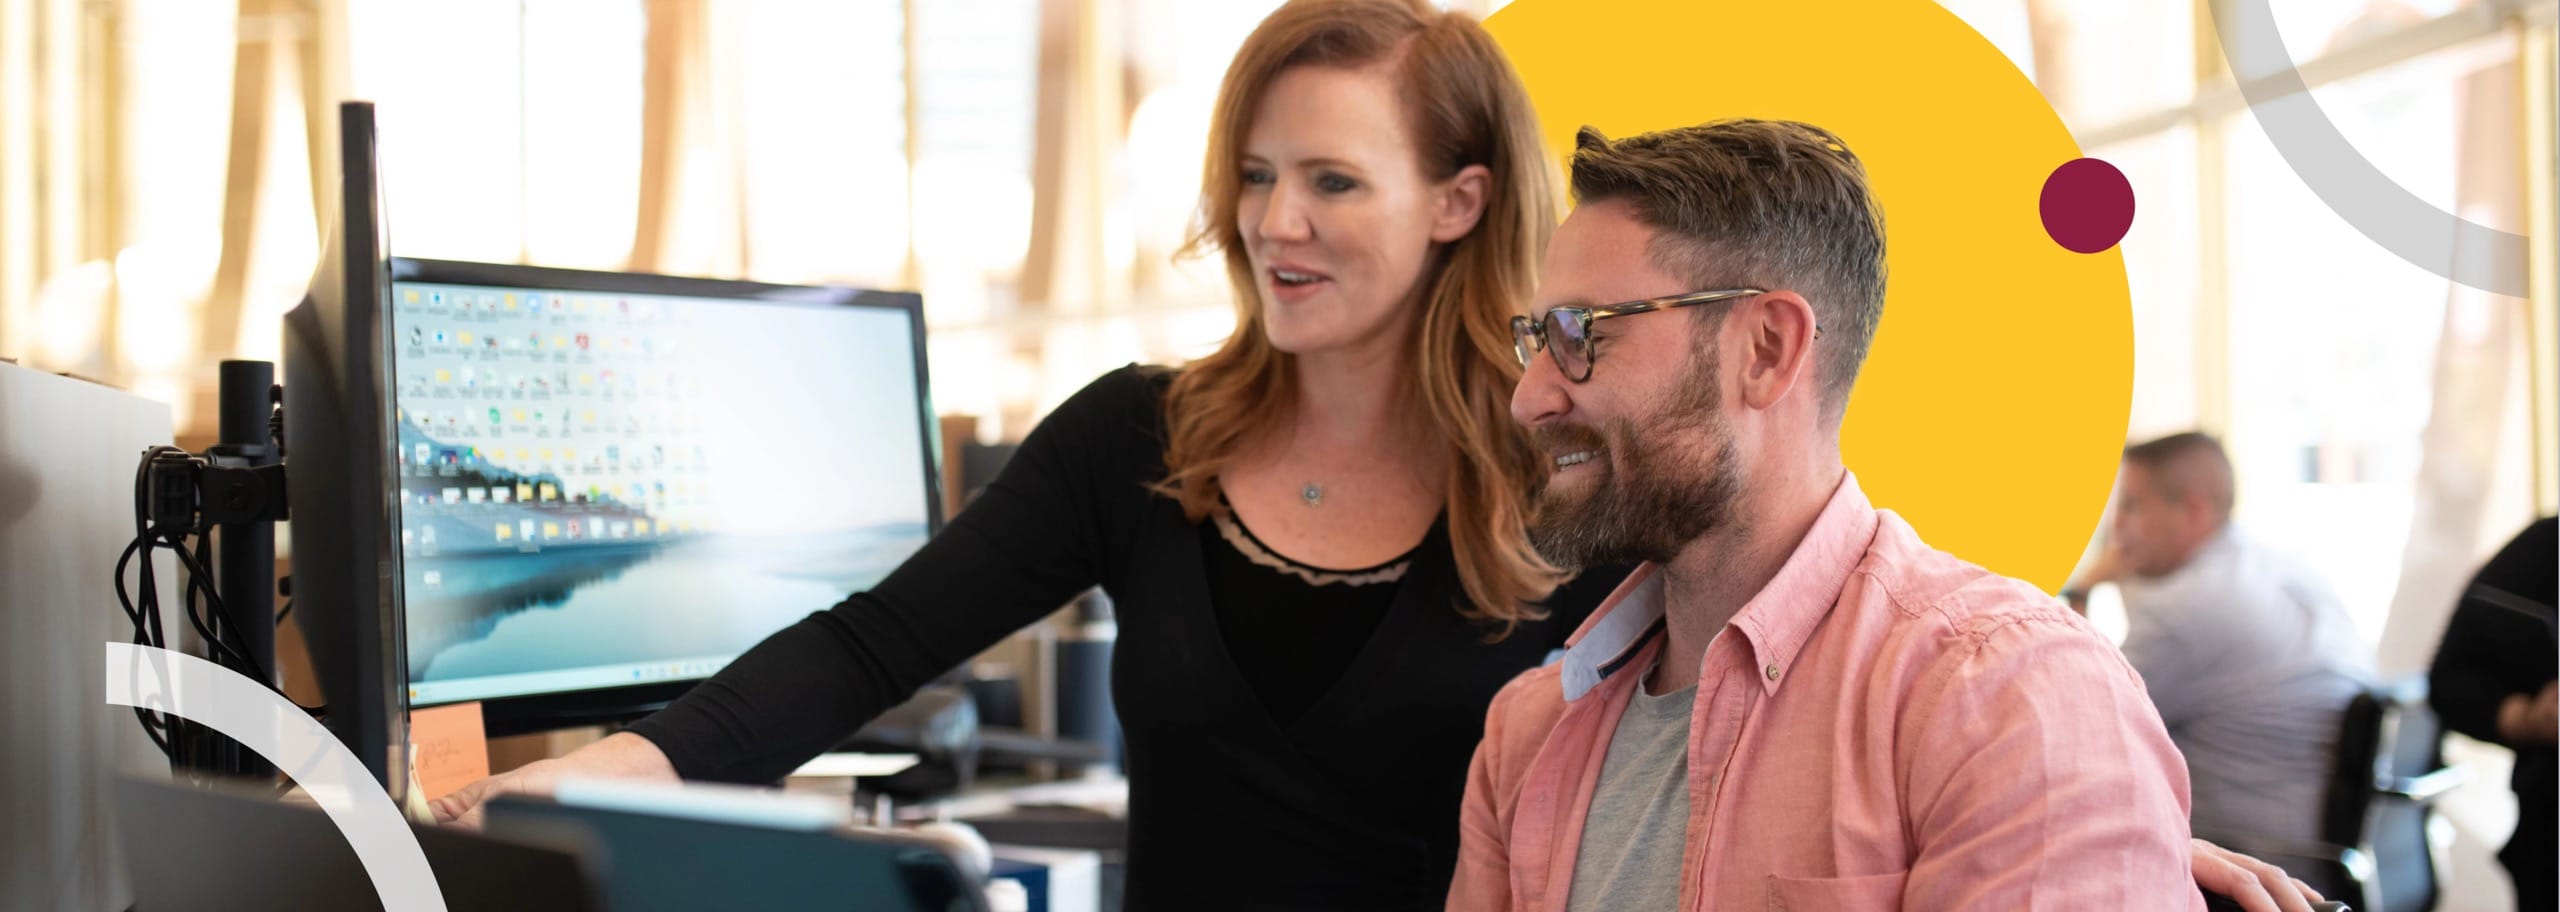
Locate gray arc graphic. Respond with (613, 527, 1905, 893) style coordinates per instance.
(2209, 0, 2530, 297)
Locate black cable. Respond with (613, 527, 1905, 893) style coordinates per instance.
(166, 539, 267, 684)
(190, 531, 234, 774)
(117, 441, 318, 773)
(195, 533, 219, 648)
(194, 530, 258, 675)
(117, 531, 184, 765)
(208, 535, 268, 685)
(112, 536, 175, 755)
(166, 535, 322, 714)
(113, 537, 150, 631)
(169, 542, 242, 669)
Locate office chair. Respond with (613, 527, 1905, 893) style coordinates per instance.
(2203, 676, 2462, 912)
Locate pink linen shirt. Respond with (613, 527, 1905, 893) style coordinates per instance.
(1449, 473, 2202, 911)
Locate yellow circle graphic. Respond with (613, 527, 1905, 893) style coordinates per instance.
(1488, 0, 2133, 591)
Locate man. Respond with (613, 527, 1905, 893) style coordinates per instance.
(2429, 516, 2556, 912)
(1449, 120, 2214, 910)
(2082, 432, 2372, 856)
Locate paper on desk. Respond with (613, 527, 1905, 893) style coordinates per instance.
(789, 752, 921, 778)
(409, 701, 489, 802)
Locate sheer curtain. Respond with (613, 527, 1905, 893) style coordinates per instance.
(2377, 52, 2538, 676)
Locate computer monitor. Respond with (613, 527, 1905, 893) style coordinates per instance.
(281, 100, 411, 796)
(383, 258, 941, 735)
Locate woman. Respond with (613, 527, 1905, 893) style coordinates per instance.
(437, 1, 2313, 908)
(443, 2, 1614, 908)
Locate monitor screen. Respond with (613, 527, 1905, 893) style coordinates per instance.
(384, 258, 938, 726)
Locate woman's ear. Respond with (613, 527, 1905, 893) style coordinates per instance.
(1430, 164, 1493, 242)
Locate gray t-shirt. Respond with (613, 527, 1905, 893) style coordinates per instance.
(1565, 665, 1699, 912)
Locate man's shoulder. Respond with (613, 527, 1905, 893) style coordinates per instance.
(1855, 509, 2082, 637)
(1834, 511, 2152, 709)
(1477, 661, 1573, 772)
(2132, 528, 2347, 623)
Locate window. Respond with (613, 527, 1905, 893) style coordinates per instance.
(741, 1, 909, 289)
(2220, 37, 2514, 642)
(2092, 126, 2203, 440)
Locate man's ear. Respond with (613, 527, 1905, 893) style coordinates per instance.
(2181, 493, 2219, 539)
(1734, 291, 1820, 412)
(1430, 164, 1493, 242)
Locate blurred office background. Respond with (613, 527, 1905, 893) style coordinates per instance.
(4, 0, 2552, 907)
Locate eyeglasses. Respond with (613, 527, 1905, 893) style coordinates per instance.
(1512, 288, 1806, 382)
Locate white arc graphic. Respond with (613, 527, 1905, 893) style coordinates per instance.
(104, 642, 446, 911)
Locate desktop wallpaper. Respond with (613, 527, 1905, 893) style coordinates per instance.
(387, 282, 934, 705)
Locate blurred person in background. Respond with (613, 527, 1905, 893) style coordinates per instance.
(2075, 432, 2374, 861)
(2429, 516, 2556, 912)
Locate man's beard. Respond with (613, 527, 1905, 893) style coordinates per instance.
(1528, 371, 1744, 570)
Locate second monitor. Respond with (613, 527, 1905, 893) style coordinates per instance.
(386, 258, 941, 735)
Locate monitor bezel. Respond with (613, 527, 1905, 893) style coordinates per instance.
(283, 100, 411, 796)
(385, 256, 943, 738)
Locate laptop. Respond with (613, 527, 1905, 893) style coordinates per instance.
(484, 780, 989, 912)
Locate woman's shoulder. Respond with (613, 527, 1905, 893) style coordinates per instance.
(1064, 363, 1172, 407)
(1039, 363, 1177, 429)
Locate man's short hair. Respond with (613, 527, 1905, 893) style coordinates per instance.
(2122, 431, 2236, 522)
(1567, 120, 1887, 425)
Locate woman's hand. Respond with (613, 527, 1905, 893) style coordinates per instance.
(430, 731, 679, 829)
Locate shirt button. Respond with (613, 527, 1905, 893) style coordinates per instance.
(1765, 663, 1781, 681)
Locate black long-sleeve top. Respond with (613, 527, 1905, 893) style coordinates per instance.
(625, 365, 1628, 910)
(2427, 516, 2555, 859)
